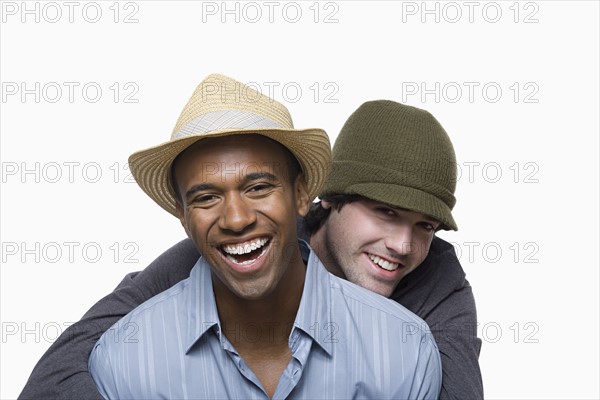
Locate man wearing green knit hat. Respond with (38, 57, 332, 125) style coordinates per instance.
(20, 100, 482, 400)
(308, 100, 459, 297)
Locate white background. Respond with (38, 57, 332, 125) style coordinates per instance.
(1, 1, 599, 399)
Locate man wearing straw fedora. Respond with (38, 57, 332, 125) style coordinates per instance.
(71, 74, 441, 399)
(20, 77, 482, 399)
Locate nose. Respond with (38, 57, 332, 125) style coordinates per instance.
(218, 193, 257, 233)
(384, 226, 415, 257)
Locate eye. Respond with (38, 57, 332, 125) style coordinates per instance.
(191, 194, 218, 205)
(375, 206, 396, 217)
(249, 183, 270, 191)
(246, 183, 274, 195)
(418, 222, 436, 232)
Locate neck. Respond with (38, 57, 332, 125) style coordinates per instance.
(213, 249, 306, 349)
(309, 228, 346, 279)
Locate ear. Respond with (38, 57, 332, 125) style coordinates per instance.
(294, 174, 311, 217)
(175, 201, 191, 238)
(321, 199, 332, 210)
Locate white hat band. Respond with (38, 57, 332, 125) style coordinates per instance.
(174, 110, 283, 139)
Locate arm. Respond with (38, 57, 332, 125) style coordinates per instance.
(18, 238, 199, 400)
(88, 342, 117, 400)
(393, 237, 483, 400)
(428, 281, 483, 400)
(407, 334, 443, 400)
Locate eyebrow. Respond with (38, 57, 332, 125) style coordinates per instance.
(421, 215, 440, 224)
(184, 172, 278, 199)
(185, 183, 216, 199)
(390, 206, 440, 224)
(245, 172, 278, 183)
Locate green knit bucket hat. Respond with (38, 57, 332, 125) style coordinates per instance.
(321, 100, 458, 230)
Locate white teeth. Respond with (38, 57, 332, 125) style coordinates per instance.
(224, 246, 268, 265)
(222, 238, 268, 255)
(368, 254, 399, 271)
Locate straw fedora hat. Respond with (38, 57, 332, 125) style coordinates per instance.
(128, 73, 331, 217)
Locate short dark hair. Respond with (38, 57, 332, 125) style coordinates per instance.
(306, 193, 445, 235)
(304, 194, 365, 235)
(169, 135, 302, 205)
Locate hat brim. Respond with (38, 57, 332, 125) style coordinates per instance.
(128, 128, 331, 217)
(340, 182, 458, 231)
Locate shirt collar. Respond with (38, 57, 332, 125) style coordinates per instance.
(183, 240, 334, 356)
(184, 257, 219, 354)
(292, 240, 334, 355)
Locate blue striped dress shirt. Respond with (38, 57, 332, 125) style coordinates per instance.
(89, 241, 441, 399)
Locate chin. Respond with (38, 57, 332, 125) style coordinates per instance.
(363, 282, 395, 298)
(375, 288, 394, 298)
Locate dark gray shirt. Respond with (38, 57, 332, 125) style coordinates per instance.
(19, 220, 483, 400)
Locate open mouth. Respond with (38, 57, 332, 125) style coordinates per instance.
(220, 237, 270, 266)
(367, 253, 400, 272)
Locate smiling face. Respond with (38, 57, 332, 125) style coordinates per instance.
(311, 198, 440, 297)
(173, 134, 310, 301)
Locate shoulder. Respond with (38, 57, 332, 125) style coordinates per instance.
(324, 273, 441, 383)
(97, 274, 192, 343)
(428, 236, 464, 276)
(405, 235, 467, 291)
(392, 236, 471, 314)
(329, 275, 432, 337)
